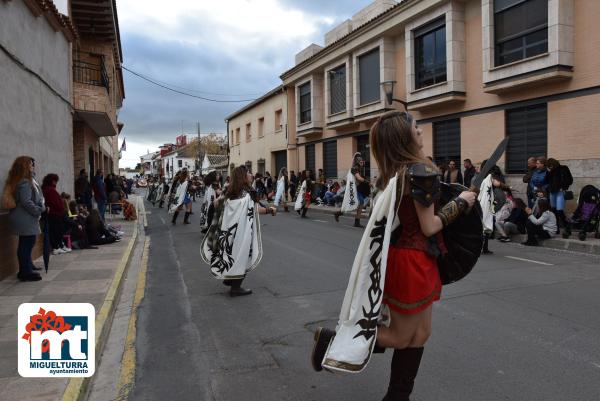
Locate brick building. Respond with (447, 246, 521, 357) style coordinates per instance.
(71, 0, 125, 178)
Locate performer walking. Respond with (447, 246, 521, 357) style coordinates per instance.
(157, 177, 169, 208)
(201, 166, 276, 297)
(310, 111, 477, 401)
(170, 169, 192, 225)
(273, 167, 289, 212)
(294, 171, 313, 218)
(334, 152, 370, 227)
(200, 172, 221, 233)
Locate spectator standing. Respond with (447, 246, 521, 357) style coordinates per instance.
(41, 174, 70, 254)
(74, 169, 93, 211)
(529, 157, 549, 204)
(546, 158, 572, 230)
(463, 159, 476, 187)
(522, 156, 537, 207)
(443, 160, 463, 185)
(92, 169, 107, 221)
(3, 156, 44, 281)
(522, 198, 557, 246)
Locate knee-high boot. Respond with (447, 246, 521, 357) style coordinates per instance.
(183, 212, 191, 224)
(382, 347, 424, 401)
(171, 211, 179, 225)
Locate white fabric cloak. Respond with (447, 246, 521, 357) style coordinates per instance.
(478, 174, 495, 233)
(168, 181, 189, 214)
(294, 181, 307, 211)
(274, 176, 285, 207)
(200, 193, 262, 279)
(322, 175, 400, 373)
(155, 184, 164, 202)
(340, 170, 358, 213)
(200, 186, 216, 228)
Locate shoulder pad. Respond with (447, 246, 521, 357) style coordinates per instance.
(408, 163, 441, 207)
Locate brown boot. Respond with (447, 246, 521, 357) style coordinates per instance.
(334, 211, 342, 222)
(311, 327, 336, 372)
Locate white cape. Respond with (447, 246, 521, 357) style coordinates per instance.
(155, 184, 164, 203)
(294, 181, 307, 211)
(341, 170, 358, 213)
(200, 186, 216, 228)
(169, 181, 189, 214)
(200, 193, 262, 279)
(323, 175, 400, 373)
(478, 174, 495, 233)
(274, 176, 285, 207)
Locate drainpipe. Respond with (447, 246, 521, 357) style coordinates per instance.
(226, 119, 230, 179)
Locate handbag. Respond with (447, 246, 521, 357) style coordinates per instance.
(1, 186, 16, 210)
(564, 190, 574, 201)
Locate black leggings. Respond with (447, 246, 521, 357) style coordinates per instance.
(526, 220, 552, 243)
(47, 215, 65, 249)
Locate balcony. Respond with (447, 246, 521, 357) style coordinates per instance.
(73, 60, 110, 93)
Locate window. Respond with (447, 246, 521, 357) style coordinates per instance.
(329, 65, 346, 114)
(494, 0, 548, 66)
(178, 160, 183, 168)
(275, 109, 283, 132)
(245, 161, 252, 173)
(358, 48, 380, 105)
(414, 18, 447, 90)
(235, 128, 240, 144)
(246, 123, 251, 142)
(230, 130, 234, 145)
(323, 141, 338, 178)
(305, 144, 315, 173)
(299, 82, 311, 124)
(506, 104, 547, 173)
(258, 117, 264, 137)
(433, 119, 460, 167)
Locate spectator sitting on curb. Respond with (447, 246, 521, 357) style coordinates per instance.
(522, 198, 557, 246)
(496, 198, 528, 242)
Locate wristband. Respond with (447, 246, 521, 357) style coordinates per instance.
(437, 197, 469, 227)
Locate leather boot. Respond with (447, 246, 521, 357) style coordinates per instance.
(229, 279, 252, 297)
(382, 347, 424, 401)
(183, 212, 191, 224)
(354, 218, 364, 228)
(311, 327, 336, 372)
(334, 211, 342, 222)
(171, 211, 179, 225)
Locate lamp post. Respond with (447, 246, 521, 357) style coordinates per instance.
(380, 80, 408, 109)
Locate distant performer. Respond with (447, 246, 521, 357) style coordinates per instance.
(334, 152, 370, 227)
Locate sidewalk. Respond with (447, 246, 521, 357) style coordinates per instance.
(0, 211, 139, 401)
(284, 201, 600, 256)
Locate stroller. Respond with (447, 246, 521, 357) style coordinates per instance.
(562, 185, 600, 241)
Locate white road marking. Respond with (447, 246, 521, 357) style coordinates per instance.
(505, 256, 554, 266)
(160, 217, 165, 224)
(313, 220, 328, 223)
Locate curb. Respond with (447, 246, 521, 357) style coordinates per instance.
(60, 221, 139, 401)
(507, 234, 600, 256)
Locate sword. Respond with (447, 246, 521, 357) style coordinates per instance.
(470, 137, 509, 192)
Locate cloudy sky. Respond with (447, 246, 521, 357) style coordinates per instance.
(116, 0, 373, 167)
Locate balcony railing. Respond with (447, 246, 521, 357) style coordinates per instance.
(73, 60, 109, 93)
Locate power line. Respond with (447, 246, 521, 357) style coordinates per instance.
(122, 66, 258, 102)
(126, 68, 264, 97)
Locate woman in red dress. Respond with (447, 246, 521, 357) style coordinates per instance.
(312, 111, 477, 401)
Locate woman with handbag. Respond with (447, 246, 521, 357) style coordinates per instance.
(311, 111, 476, 401)
(2, 156, 45, 281)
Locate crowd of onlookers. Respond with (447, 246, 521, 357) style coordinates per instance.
(1, 156, 136, 282)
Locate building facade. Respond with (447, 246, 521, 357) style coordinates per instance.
(0, 0, 77, 280)
(226, 86, 293, 177)
(277, 0, 599, 199)
(71, 0, 125, 178)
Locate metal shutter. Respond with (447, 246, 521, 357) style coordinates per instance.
(359, 49, 380, 105)
(506, 104, 547, 173)
(305, 144, 315, 173)
(433, 119, 461, 166)
(323, 140, 338, 179)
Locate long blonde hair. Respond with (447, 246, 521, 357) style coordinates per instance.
(370, 111, 434, 189)
(4, 156, 33, 195)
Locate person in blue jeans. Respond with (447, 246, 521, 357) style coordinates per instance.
(529, 157, 549, 204)
(4, 156, 45, 281)
(546, 158, 573, 230)
(93, 169, 107, 221)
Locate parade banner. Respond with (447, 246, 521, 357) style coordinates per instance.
(294, 181, 306, 211)
(274, 177, 285, 207)
(340, 170, 358, 213)
(478, 174, 494, 233)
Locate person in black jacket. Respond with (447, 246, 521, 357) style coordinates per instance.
(463, 159, 476, 187)
(85, 209, 118, 245)
(496, 198, 528, 242)
(546, 158, 572, 231)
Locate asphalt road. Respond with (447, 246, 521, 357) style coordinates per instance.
(131, 200, 600, 401)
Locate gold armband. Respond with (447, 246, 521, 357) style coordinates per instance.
(437, 197, 469, 227)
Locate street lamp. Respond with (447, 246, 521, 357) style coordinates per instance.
(380, 80, 407, 109)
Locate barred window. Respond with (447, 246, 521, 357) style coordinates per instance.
(329, 65, 346, 114)
(506, 104, 547, 173)
(299, 82, 311, 124)
(433, 119, 460, 167)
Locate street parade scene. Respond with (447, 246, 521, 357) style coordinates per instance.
(1, 1, 600, 401)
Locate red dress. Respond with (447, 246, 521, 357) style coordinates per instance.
(383, 195, 446, 315)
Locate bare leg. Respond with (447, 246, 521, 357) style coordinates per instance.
(377, 306, 433, 349)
